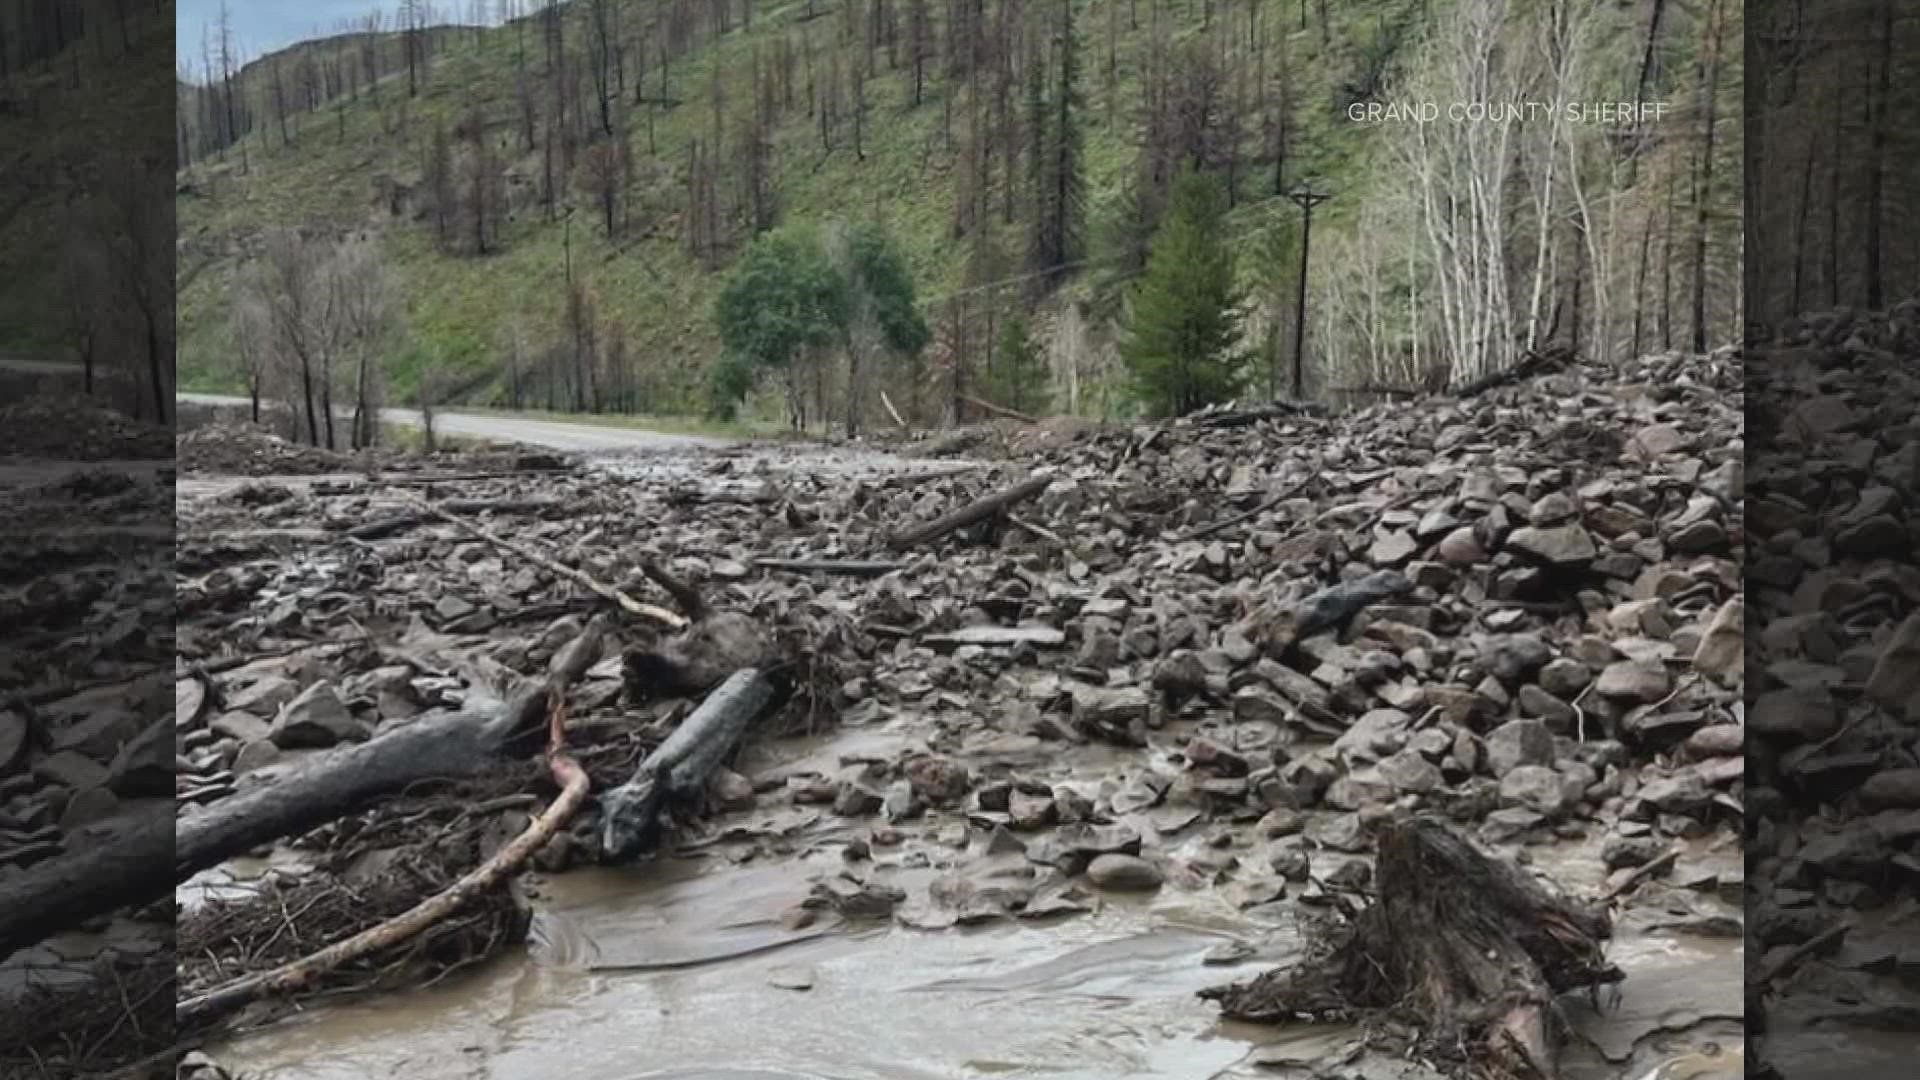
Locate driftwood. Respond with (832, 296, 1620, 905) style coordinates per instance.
(1177, 476, 1316, 542)
(406, 498, 687, 629)
(176, 621, 606, 883)
(0, 808, 173, 959)
(1192, 402, 1314, 428)
(1455, 345, 1571, 398)
(601, 669, 775, 861)
(880, 463, 987, 489)
(885, 475, 1052, 550)
(635, 560, 708, 621)
(880, 390, 910, 429)
(958, 393, 1036, 424)
(753, 558, 908, 578)
(921, 625, 1066, 650)
(1202, 816, 1618, 1080)
(176, 692, 591, 1030)
(344, 498, 567, 541)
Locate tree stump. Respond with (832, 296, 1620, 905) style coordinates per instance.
(1200, 815, 1620, 1080)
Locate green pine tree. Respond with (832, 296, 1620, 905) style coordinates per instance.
(1121, 169, 1244, 418)
(984, 313, 1052, 416)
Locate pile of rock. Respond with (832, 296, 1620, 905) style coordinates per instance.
(169, 346, 1746, 956)
(0, 394, 171, 461)
(1747, 304, 1920, 1043)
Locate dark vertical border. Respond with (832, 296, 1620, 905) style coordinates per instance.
(1746, 0, 1920, 1076)
(0, 1, 177, 1076)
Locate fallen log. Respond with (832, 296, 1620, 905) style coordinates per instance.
(1201, 815, 1619, 1080)
(344, 498, 568, 541)
(406, 498, 687, 629)
(958, 393, 1036, 424)
(0, 807, 173, 960)
(921, 625, 1066, 650)
(176, 620, 606, 883)
(601, 669, 775, 861)
(1177, 476, 1316, 542)
(885, 475, 1052, 550)
(753, 558, 909, 578)
(176, 691, 591, 1030)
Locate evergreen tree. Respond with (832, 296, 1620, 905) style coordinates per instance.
(984, 312, 1051, 416)
(1121, 169, 1244, 417)
(1026, 0, 1085, 291)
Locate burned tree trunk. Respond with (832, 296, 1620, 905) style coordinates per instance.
(1201, 816, 1618, 1080)
(177, 621, 607, 882)
(601, 669, 775, 860)
(885, 475, 1052, 549)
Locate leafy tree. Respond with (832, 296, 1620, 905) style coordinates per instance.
(710, 226, 848, 420)
(984, 312, 1051, 416)
(1121, 169, 1244, 417)
(835, 221, 931, 435)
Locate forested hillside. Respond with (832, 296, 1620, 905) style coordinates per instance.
(1, 0, 173, 420)
(175, 0, 1742, 435)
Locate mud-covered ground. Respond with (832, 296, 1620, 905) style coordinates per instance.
(175, 351, 1748, 1080)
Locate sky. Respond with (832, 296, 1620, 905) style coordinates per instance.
(176, 1, 499, 67)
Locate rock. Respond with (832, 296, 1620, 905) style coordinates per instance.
(1008, 790, 1057, 830)
(833, 782, 884, 817)
(1691, 597, 1745, 686)
(1861, 770, 1920, 810)
(1539, 658, 1592, 698)
(1594, 661, 1672, 704)
(107, 719, 172, 797)
(0, 710, 26, 771)
(1479, 634, 1553, 685)
(1086, 854, 1164, 892)
(904, 755, 972, 805)
(1684, 725, 1743, 759)
(1231, 686, 1291, 726)
(1484, 718, 1556, 775)
(268, 682, 366, 749)
(1866, 613, 1920, 711)
(1377, 749, 1442, 794)
(1506, 523, 1598, 566)
(227, 674, 300, 716)
(1499, 765, 1572, 819)
(1185, 737, 1251, 777)
(709, 768, 757, 811)
(1749, 687, 1841, 742)
(209, 711, 273, 744)
(232, 739, 281, 774)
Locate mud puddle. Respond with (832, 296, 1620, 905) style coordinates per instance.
(212, 838, 1739, 1080)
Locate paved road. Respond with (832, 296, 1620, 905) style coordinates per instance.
(177, 393, 732, 453)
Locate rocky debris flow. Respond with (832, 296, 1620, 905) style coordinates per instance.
(0, 394, 172, 461)
(1, 456, 172, 1075)
(1746, 305, 1920, 1053)
(171, 349, 1743, 1065)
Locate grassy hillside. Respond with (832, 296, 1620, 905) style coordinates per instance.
(176, 0, 1736, 417)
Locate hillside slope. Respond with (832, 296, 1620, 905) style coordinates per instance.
(176, 0, 1738, 419)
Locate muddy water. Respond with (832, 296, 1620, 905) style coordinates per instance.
(214, 837, 1742, 1080)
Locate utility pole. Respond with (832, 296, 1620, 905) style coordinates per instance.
(563, 205, 575, 286)
(1286, 181, 1331, 401)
